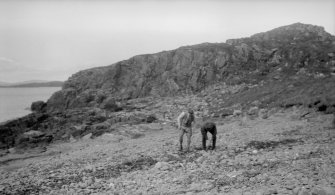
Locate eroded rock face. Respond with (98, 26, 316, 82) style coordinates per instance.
(46, 23, 335, 111)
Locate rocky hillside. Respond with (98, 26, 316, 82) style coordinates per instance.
(46, 23, 335, 111)
(1, 22, 335, 151)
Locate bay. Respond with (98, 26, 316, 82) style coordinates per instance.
(0, 87, 61, 123)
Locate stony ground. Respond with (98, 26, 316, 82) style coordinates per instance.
(0, 107, 335, 195)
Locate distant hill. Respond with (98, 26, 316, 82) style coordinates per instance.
(0, 81, 11, 86)
(0, 81, 64, 88)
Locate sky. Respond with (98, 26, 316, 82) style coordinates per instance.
(0, 0, 334, 83)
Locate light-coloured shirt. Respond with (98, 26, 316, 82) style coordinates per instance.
(177, 111, 194, 129)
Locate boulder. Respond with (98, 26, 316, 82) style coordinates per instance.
(82, 133, 92, 140)
(31, 101, 47, 112)
(233, 110, 242, 116)
(211, 112, 221, 118)
(102, 97, 123, 112)
(220, 109, 234, 117)
(91, 122, 111, 137)
(259, 109, 268, 119)
(146, 114, 157, 123)
(8, 148, 16, 154)
(71, 125, 88, 138)
(248, 106, 259, 116)
(24, 130, 45, 138)
(154, 161, 170, 171)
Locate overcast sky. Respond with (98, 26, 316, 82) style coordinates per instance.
(0, 0, 334, 83)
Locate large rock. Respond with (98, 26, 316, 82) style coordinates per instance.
(31, 101, 47, 112)
(259, 109, 268, 119)
(102, 97, 122, 112)
(82, 133, 92, 140)
(220, 109, 234, 117)
(154, 161, 171, 171)
(146, 114, 157, 123)
(23, 130, 45, 138)
(248, 106, 259, 116)
(233, 109, 242, 116)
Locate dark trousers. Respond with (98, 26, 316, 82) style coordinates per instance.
(201, 122, 217, 150)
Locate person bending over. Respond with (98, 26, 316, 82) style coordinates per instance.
(200, 122, 217, 150)
(177, 109, 195, 152)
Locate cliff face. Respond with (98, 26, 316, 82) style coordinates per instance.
(47, 23, 335, 111)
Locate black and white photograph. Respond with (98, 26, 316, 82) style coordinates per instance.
(0, 0, 335, 194)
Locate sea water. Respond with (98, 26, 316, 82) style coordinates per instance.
(0, 87, 61, 123)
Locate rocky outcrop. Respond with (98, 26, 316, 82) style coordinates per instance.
(0, 113, 49, 149)
(0, 104, 161, 150)
(47, 23, 335, 111)
(31, 101, 47, 113)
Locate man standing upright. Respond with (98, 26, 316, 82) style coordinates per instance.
(177, 109, 195, 152)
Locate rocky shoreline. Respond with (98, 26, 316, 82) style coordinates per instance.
(0, 107, 334, 194)
(1, 76, 334, 154)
